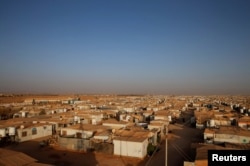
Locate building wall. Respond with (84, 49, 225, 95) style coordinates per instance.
(238, 122, 250, 129)
(91, 142, 113, 154)
(17, 124, 52, 142)
(148, 125, 162, 132)
(214, 119, 231, 126)
(60, 128, 93, 138)
(58, 137, 90, 152)
(102, 123, 126, 129)
(204, 132, 214, 140)
(239, 135, 250, 144)
(113, 138, 148, 158)
(214, 133, 239, 143)
(93, 135, 109, 141)
(214, 133, 250, 144)
(196, 123, 205, 129)
(123, 107, 134, 113)
(238, 122, 247, 129)
(154, 116, 167, 120)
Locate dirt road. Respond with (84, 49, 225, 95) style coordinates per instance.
(147, 111, 203, 166)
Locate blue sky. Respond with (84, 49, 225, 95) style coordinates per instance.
(0, 0, 250, 95)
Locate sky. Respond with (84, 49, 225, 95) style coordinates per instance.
(0, 0, 250, 95)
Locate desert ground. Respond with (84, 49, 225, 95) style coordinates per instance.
(5, 136, 148, 166)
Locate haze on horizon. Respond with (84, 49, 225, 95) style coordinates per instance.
(0, 0, 250, 95)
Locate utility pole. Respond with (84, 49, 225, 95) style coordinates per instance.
(165, 136, 168, 166)
(165, 126, 168, 166)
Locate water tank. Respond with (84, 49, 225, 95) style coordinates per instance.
(92, 119, 96, 125)
(126, 115, 131, 121)
(74, 116, 78, 122)
(21, 111, 26, 117)
(168, 116, 172, 122)
(112, 129, 116, 133)
(119, 114, 124, 121)
(210, 119, 215, 127)
(8, 127, 15, 136)
(0, 128, 6, 137)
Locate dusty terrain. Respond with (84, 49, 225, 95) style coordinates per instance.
(5, 137, 148, 166)
(147, 110, 204, 166)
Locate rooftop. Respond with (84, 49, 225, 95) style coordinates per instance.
(195, 145, 231, 161)
(66, 124, 109, 131)
(205, 126, 250, 137)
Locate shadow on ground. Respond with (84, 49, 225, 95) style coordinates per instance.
(4, 139, 148, 166)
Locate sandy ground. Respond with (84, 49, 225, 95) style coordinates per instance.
(147, 110, 204, 166)
(4, 136, 148, 166)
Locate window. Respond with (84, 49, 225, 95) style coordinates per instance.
(22, 131, 27, 137)
(76, 132, 82, 138)
(32, 128, 37, 135)
(62, 130, 67, 136)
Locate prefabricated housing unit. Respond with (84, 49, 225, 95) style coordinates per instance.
(17, 123, 53, 142)
(113, 136, 148, 158)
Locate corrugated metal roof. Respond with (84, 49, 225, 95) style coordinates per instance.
(113, 129, 150, 142)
